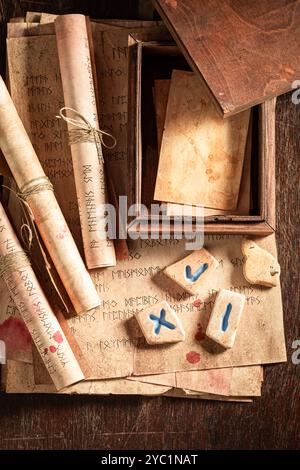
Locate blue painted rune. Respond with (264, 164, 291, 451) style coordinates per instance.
(221, 303, 232, 332)
(149, 308, 176, 335)
(184, 262, 209, 283)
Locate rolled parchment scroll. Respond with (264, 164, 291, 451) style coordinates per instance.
(0, 76, 100, 314)
(55, 14, 116, 269)
(0, 202, 84, 390)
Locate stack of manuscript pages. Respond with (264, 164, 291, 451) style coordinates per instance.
(0, 12, 286, 401)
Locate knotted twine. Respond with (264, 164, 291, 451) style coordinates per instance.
(56, 107, 117, 164)
(2, 177, 68, 312)
(0, 251, 31, 278)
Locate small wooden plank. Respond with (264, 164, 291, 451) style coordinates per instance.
(154, 78, 170, 151)
(153, 0, 300, 116)
(259, 99, 276, 230)
(127, 221, 274, 236)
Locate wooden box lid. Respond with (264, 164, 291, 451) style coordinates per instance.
(153, 0, 300, 116)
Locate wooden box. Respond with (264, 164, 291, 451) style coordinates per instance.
(126, 0, 297, 237)
(127, 38, 275, 236)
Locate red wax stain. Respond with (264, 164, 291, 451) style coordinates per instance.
(193, 299, 202, 308)
(186, 351, 201, 364)
(0, 317, 31, 358)
(44, 348, 48, 355)
(56, 227, 67, 239)
(195, 323, 205, 342)
(49, 345, 57, 353)
(53, 330, 63, 343)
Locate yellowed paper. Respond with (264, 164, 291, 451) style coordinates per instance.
(9, 17, 25, 23)
(25, 12, 42, 22)
(3, 360, 171, 396)
(55, 14, 116, 269)
(0, 276, 34, 363)
(176, 366, 263, 396)
(92, 24, 168, 199)
(5, 21, 285, 387)
(164, 118, 252, 217)
(40, 13, 163, 28)
(132, 234, 286, 376)
(4, 57, 100, 315)
(3, 360, 254, 402)
(129, 365, 263, 397)
(154, 79, 252, 217)
(7, 22, 55, 38)
(4, 23, 166, 379)
(154, 70, 251, 210)
(0, 202, 84, 390)
(20, 232, 285, 381)
(6, 34, 82, 251)
(165, 389, 253, 402)
(59, 234, 285, 379)
(7, 20, 166, 211)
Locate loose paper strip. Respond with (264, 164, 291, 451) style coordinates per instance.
(0, 76, 100, 314)
(55, 14, 116, 269)
(128, 365, 263, 397)
(165, 388, 253, 403)
(0, 202, 84, 390)
(3, 360, 171, 396)
(176, 365, 263, 396)
(154, 70, 250, 210)
(2, 359, 254, 402)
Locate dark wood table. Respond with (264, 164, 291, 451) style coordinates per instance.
(0, 0, 299, 450)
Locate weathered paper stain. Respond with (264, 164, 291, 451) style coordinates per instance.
(186, 351, 201, 364)
(0, 316, 32, 356)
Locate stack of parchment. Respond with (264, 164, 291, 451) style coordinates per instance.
(0, 12, 286, 401)
(153, 72, 253, 218)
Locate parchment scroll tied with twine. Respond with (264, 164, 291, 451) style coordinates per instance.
(57, 107, 117, 164)
(3, 175, 54, 250)
(18, 176, 54, 201)
(3, 177, 69, 312)
(0, 251, 31, 278)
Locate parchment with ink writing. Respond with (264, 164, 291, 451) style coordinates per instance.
(55, 15, 116, 269)
(65, 233, 285, 378)
(6, 34, 83, 254)
(0, 278, 33, 363)
(0, 203, 85, 389)
(5, 19, 267, 398)
(132, 234, 286, 375)
(5, 22, 286, 380)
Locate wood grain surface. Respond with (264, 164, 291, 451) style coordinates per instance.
(0, 0, 299, 451)
(154, 0, 300, 116)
